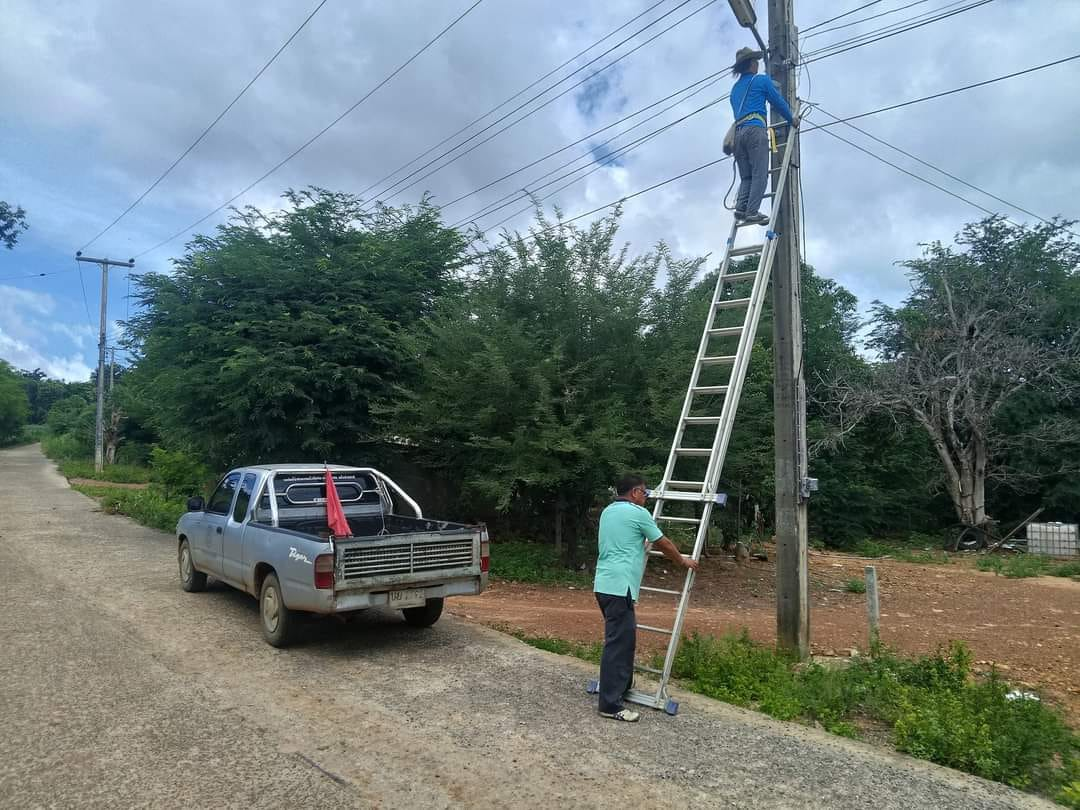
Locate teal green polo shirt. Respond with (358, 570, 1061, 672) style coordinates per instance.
(593, 499, 664, 602)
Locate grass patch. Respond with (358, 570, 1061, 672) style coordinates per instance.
(489, 541, 592, 587)
(852, 538, 951, 565)
(513, 632, 603, 664)
(977, 555, 1080, 580)
(843, 578, 867, 594)
(663, 632, 1078, 802)
(57, 458, 152, 484)
(72, 483, 187, 533)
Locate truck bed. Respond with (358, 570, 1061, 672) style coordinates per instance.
(264, 513, 472, 541)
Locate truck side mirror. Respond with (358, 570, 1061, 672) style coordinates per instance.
(187, 496, 205, 512)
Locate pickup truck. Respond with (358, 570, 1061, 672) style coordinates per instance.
(176, 464, 488, 646)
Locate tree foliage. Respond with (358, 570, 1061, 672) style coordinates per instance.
(0, 201, 28, 250)
(125, 189, 466, 468)
(830, 218, 1080, 529)
(0, 360, 29, 441)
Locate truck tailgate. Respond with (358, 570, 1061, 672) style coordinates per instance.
(335, 531, 479, 587)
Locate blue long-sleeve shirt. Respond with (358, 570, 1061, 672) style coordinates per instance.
(730, 73, 794, 128)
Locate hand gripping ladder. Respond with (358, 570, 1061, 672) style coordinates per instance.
(619, 121, 798, 715)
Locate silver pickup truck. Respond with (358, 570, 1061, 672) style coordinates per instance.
(176, 464, 488, 646)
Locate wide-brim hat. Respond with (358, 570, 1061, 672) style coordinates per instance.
(732, 47, 764, 69)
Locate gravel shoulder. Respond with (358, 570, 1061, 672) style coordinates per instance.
(0, 444, 1055, 809)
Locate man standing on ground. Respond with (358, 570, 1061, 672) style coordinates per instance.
(593, 474, 699, 722)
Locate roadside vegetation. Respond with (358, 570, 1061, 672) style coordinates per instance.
(518, 630, 1079, 806)
(977, 555, 1080, 580)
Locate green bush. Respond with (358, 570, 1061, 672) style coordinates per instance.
(56, 458, 152, 484)
(976, 554, 1079, 579)
(149, 447, 212, 499)
(843, 578, 867, 593)
(41, 432, 86, 461)
(72, 483, 187, 533)
(488, 541, 591, 587)
(658, 633, 1077, 802)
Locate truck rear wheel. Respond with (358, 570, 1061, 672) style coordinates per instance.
(260, 573, 296, 647)
(402, 597, 444, 628)
(179, 539, 207, 592)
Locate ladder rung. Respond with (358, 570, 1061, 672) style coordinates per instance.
(634, 664, 663, 675)
(715, 297, 751, 309)
(674, 447, 711, 457)
(682, 416, 721, 425)
(723, 271, 758, 283)
(640, 586, 682, 596)
(692, 385, 729, 395)
(707, 326, 742, 338)
(656, 515, 701, 524)
(637, 624, 674, 635)
(666, 479, 706, 488)
(700, 355, 736, 366)
(651, 490, 727, 504)
(728, 245, 763, 258)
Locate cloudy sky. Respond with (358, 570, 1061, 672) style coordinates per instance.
(1, 0, 1077, 380)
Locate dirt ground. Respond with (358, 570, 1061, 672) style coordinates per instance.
(450, 546, 1080, 722)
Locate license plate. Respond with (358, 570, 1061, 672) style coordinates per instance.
(388, 589, 425, 609)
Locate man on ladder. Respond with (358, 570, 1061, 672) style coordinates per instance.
(593, 475, 698, 722)
(729, 46, 796, 225)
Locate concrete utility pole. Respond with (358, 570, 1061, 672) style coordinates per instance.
(75, 252, 134, 473)
(767, 0, 810, 657)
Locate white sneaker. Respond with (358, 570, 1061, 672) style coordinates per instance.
(599, 708, 641, 722)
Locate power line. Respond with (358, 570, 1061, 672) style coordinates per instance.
(80, 0, 329, 252)
(134, 0, 486, 259)
(364, 0, 717, 209)
(802, 0, 971, 55)
(802, 0, 933, 40)
(802, 0, 994, 64)
(355, 0, 673, 201)
(814, 105, 1076, 236)
(800, 0, 885, 33)
(0, 271, 61, 282)
(461, 53, 1080, 259)
(447, 74, 728, 227)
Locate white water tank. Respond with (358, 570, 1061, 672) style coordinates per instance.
(1026, 522, 1079, 556)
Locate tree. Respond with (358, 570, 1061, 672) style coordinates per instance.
(387, 208, 692, 560)
(0, 201, 28, 249)
(0, 360, 29, 441)
(829, 218, 1080, 531)
(125, 188, 466, 468)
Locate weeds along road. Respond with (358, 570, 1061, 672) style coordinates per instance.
(0, 445, 1054, 809)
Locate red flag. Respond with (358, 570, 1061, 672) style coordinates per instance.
(325, 468, 352, 538)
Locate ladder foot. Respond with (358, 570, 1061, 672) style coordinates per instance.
(586, 679, 600, 695)
(665, 699, 680, 716)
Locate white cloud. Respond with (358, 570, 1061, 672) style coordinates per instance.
(0, 285, 93, 380)
(0, 0, 1078, 369)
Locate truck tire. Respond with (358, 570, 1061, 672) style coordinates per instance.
(260, 573, 296, 647)
(179, 539, 207, 592)
(402, 597, 444, 628)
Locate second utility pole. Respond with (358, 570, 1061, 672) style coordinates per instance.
(75, 252, 134, 473)
(767, 0, 811, 657)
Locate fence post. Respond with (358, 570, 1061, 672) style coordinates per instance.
(865, 565, 880, 651)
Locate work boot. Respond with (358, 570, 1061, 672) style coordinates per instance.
(743, 212, 770, 225)
(734, 209, 748, 220)
(599, 708, 641, 722)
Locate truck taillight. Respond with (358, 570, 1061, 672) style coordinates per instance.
(480, 541, 490, 573)
(314, 554, 334, 589)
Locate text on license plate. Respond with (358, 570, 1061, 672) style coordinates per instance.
(389, 589, 425, 609)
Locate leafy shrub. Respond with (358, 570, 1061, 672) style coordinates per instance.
(56, 458, 152, 484)
(73, 483, 187, 533)
(515, 634, 602, 664)
(488, 541, 591, 587)
(115, 441, 153, 466)
(976, 554, 1079, 579)
(41, 433, 87, 461)
(149, 447, 212, 499)
(843, 578, 866, 593)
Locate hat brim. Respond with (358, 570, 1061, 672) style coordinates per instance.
(732, 51, 764, 69)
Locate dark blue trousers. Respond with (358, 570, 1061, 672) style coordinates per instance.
(595, 590, 636, 713)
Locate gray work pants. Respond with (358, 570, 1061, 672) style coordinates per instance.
(596, 590, 636, 714)
(734, 125, 770, 215)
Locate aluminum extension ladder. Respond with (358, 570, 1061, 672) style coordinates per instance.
(588, 120, 800, 716)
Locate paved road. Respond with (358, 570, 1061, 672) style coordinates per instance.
(0, 445, 1053, 809)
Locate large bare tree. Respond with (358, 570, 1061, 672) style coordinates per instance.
(828, 218, 1080, 531)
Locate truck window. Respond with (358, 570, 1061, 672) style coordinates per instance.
(207, 473, 241, 515)
(232, 473, 257, 522)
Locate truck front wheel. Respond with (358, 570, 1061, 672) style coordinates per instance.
(179, 539, 207, 592)
(402, 597, 444, 628)
(260, 573, 296, 647)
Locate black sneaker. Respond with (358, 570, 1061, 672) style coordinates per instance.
(743, 212, 770, 225)
(734, 209, 748, 220)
